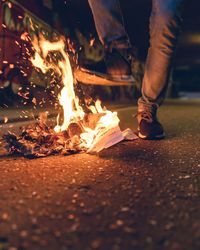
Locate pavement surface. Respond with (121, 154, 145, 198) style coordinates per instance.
(0, 100, 200, 250)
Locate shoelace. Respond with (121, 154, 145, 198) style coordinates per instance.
(134, 103, 158, 123)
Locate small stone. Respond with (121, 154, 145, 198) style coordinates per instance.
(149, 219, 157, 226)
(80, 202, 85, 207)
(68, 214, 75, 220)
(116, 219, 124, 226)
(69, 223, 79, 232)
(31, 217, 38, 225)
(28, 209, 34, 215)
(155, 201, 161, 206)
(123, 226, 135, 233)
(146, 236, 152, 243)
(54, 230, 61, 238)
(31, 235, 40, 242)
(71, 179, 76, 184)
(120, 207, 129, 212)
(8, 247, 18, 250)
(165, 222, 174, 230)
(20, 230, 28, 238)
(91, 239, 101, 249)
(50, 214, 56, 219)
(2, 212, 9, 221)
(82, 208, 93, 215)
(32, 191, 37, 196)
(11, 224, 17, 230)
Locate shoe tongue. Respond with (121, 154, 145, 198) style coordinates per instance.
(138, 102, 158, 112)
(137, 103, 158, 124)
(105, 46, 132, 63)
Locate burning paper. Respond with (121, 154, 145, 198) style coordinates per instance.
(3, 35, 138, 158)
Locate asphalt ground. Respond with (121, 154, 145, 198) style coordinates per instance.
(0, 100, 200, 250)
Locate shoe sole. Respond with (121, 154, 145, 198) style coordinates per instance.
(138, 132, 165, 140)
(74, 68, 135, 86)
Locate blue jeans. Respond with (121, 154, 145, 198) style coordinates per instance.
(88, 0, 184, 105)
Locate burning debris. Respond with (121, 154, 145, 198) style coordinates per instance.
(3, 111, 137, 158)
(3, 35, 138, 158)
(3, 113, 83, 158)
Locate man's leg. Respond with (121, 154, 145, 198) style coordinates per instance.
(75, 0, 134, 85)
(140, 0, 184, 106)
(88, 0, 130, 49)
(137, 0, 184, 139)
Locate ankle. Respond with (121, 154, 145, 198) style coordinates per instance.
(138, 98, 158, 112)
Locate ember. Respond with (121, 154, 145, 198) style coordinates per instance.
(3, 35, 138, 158)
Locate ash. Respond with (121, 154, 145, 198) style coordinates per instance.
(3, 115, 85, 159)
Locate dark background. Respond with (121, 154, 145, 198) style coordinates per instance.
(17, 0, 200, 64)
(1, 0, 200, 105)
(52, 1, 200, 56)
(50, 0, 200, 93)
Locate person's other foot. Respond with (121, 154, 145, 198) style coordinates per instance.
(137, 102, 165, 140)
(75, 48, 135, 85)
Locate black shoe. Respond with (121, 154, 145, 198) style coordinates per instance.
(75, 48, 135, 85)
(137, 103, 165, 140)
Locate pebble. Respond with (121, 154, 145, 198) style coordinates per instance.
(20, 230, 28, 238)
(54, 230, 61, 238)
(123, 226, 135, 233)
(165, 222, 174, 230)
(31, 235, 40, 242)
(120, 207, 129, 212)
(146, 236, 152, 243)
(11, 224, 18, 230)
(32, 191, 37, 196)
(116, 219, 124, 226)
(68, 214, 75, 220)
(149, 219, 157, 226)
(91, 238, 101, 249)
(2, 212, 9, 221)
(31, 217, 38, 225)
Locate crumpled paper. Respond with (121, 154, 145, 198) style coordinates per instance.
(87, 126, 138, 153)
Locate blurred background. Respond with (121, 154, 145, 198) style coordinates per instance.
(0, 0, 200, 108)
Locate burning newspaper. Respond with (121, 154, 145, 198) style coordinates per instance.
(3, 35, 138, 158)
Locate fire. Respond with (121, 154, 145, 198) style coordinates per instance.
(30, 35, 121, 151)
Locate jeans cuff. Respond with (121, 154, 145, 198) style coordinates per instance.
(138, 96, 159, 109)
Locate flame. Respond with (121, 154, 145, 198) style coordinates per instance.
(31, 35, 120, 150)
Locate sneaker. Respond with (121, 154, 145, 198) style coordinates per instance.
(75, 48, 135, 85)
(137, 103, 165, 140)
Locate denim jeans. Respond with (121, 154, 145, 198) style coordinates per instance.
(88, 0, 184, 105)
